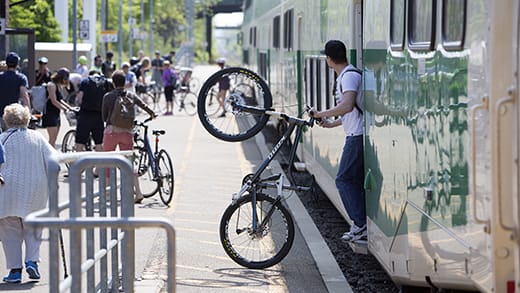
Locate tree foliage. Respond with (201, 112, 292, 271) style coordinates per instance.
(9, 0, 226, 63)
(9, 0, 62, 42)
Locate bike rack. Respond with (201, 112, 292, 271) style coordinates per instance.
(25, 151, 176, 293)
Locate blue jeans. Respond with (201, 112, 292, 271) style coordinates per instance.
(336, 135, 366, 227)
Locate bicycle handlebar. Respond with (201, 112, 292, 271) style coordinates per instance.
(231, 102, 317, 127)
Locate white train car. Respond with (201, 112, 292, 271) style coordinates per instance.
(241, 0, 519, 292)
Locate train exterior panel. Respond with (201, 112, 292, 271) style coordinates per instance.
(241, 0, 519, 291)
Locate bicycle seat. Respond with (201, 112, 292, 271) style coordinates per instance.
(152, 130, 166, 136)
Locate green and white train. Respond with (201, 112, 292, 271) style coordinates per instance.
(240, 0, 520, 292)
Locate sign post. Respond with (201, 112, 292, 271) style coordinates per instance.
(79, 19, 89, 40)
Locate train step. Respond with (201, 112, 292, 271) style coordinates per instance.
(348, 239, 368, 254)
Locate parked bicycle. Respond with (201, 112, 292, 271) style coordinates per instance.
(173, 86, 197, 116)
(197, 67, 316, 269)
(136, 81, 164, 112)
(133, 117, 174, 206)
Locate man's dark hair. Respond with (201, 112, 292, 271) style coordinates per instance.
(111, 70, 126, 87)
(322, 40, 348, 64)
(106, 51, 114, 59)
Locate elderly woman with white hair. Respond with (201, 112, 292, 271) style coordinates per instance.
(0, 103, 57, 283)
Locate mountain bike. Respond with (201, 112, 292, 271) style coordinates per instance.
(197, 67, 316, 269)
(173, 86, 197, 116)
(133, 117, 174, 206)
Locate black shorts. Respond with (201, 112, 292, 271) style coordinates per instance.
(75, 112, 104, 145)
(164, 85, 175, 102)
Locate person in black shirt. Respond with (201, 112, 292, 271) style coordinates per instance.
(101, 51, 116, 78)
(0, 52, 30, 131)
(35, 57, 52, 86)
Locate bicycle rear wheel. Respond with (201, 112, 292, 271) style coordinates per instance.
(203, 86, 221, 117)
(197, 67, 272, 142)
(182, 91, 197, 116)
(219, 193, 295, 269)
(157, 149, 174, 206)
(61, 130, 76, 169)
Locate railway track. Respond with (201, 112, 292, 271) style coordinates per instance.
(261, 125, 399, 293)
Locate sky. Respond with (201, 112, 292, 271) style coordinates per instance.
(213, 12, 244, 27)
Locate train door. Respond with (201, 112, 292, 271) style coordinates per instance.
(514, 0, 520, 291)
(487, 1, 518, 292)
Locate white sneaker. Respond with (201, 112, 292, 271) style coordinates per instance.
(341, 224, 367, 242)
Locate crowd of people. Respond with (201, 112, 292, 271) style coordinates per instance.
(0, 49, 180, 284)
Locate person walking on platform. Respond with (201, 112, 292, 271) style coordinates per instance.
(151, 50, 164, 90)
(216, 58, 230, 117)
(42, 68, 76, 147)
(162, 60, 177, 115)
(102, 70, 157, 203)
(75, 55, 89, 78)
(0, 52, 30, 131)
(74, 71, 112, 151)
(102, 51, 116, 78)
(35, 57, 51, 86)
(0, 103, 57, 283)
(309, 40, 366, 242)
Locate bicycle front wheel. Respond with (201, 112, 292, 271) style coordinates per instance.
(157, 149, 174, 206)
(182, 91, 197, 116)
(219, 193, 295, 269)
(136, 146, 158, 198)
(198, 67, 272, 142)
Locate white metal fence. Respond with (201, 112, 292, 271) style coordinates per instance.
(25, 152, 176, 292)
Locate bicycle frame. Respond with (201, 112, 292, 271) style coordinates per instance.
(230, 104, 315, 230)
(136, 120, 159, 178)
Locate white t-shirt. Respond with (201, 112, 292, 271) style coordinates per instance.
(336, 65, 363, 136)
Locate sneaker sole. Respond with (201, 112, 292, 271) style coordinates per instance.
(26, 267, 40, 280)
(3, 278, 21, 283)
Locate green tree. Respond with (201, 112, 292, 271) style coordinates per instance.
(9, 0, 62, 42)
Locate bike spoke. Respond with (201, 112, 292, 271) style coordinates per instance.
(220, 194, 294, 269)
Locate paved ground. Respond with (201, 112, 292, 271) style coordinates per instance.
(0, 65, 349, 292)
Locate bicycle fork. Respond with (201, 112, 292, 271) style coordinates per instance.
(236, 175, 286, 236)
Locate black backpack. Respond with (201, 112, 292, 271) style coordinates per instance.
(80, 75, 110, 112)
(130, 63, 142, 79)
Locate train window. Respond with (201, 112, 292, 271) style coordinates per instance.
(305, 57, 312, 107)
(259, 52, 268, 79)
(273, 16, 281, 49)
(390, 0, 405, 51)
(408, 0, 436, 51)
(242, 49, 249, 65)
(312, 58, 318, 109)
(326, 66, 333, 110)
(316, 58, 323, 111)
(442, 0, 466, 50)
(283, 9, 294, 51)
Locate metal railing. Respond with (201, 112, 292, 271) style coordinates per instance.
(25, 151, 176, 293)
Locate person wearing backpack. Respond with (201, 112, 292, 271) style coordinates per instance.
(309, 40, 366, 242)
(102, 70, 156, 203)
(74, 71, 112, 151)
(161, 60, 177, 115)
